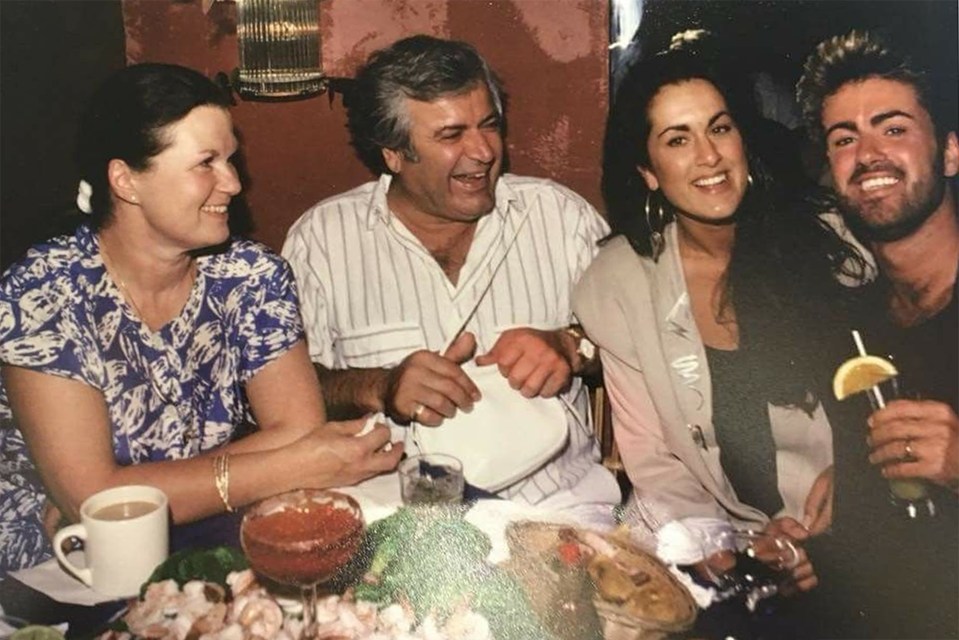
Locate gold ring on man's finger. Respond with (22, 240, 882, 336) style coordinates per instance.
(903, 438, 916, 461)
(412, 403, 426, 422)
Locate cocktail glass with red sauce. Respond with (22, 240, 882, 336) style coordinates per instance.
(241, 489, 364, 637)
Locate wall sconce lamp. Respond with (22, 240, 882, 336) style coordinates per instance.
(207, 0, 351, 102)
(236, 0, 324, 99)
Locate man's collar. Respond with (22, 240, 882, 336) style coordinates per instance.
(493, 173, 520, 218)
(365, 174, 395, 229)
(365, 172, 522, 229)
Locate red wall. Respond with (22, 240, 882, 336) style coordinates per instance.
(122, 0, 609, 253)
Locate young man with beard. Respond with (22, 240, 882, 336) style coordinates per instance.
(282, 36, 620, 520)
(797, 30, 958, 638)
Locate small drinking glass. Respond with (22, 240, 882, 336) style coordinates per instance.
(398, 453, 465, 505)
(865, 374, 936, 519)
(701, 529, 799, 612)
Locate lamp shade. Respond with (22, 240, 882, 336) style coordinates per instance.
(236, 0, 324, 98)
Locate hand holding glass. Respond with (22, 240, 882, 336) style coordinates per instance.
(700, 529, 799, 612)
(865, 376, 935, 518)
(836, 334, 935, 518)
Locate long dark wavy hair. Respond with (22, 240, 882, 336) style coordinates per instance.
(603, 47, 869, 410)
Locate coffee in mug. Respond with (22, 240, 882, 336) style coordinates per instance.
(91, 500, 159, 521)
(52, 485, 169, 598)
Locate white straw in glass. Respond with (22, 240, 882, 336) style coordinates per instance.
(851, 330, 886, 407)
(851, 329, 867, 357)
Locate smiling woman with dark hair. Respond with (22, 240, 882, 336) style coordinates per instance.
(0, 63, 402, 578)
(574, 44, 869, 596)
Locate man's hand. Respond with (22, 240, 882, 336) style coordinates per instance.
(867, 399, 959, 492)
(803, 465, 834, 536)
(383, 332, 481, 427)
(763, 517, 818, 594)
(474, 327, 574, 398)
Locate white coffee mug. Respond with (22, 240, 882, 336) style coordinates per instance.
(52, 485, 169, 598)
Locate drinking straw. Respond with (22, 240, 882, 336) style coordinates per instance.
(852, 329, 886, 407)
(851, 330, 867, 357)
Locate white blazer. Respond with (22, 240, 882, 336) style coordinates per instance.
(573, 225, 833, 537)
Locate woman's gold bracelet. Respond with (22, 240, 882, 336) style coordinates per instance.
(213, 453, 234, 513)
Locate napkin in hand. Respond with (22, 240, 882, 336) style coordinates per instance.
(653, 518, 731, 608)
(411, 362, 568, 492)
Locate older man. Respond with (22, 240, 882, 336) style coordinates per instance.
(282, 35, 619, 519)
(797, 30, 958, 638)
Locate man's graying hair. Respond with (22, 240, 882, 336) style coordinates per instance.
(347, 35, 505, 175)
(796, 30, 955, 150)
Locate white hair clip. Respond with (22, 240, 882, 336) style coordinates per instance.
(76, 180, 93, 214)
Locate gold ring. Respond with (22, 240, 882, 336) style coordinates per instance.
(904, 438, 915, 461)
(412, 403, 426, 421)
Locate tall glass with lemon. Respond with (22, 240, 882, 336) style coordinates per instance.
(833, 354, 935, 518)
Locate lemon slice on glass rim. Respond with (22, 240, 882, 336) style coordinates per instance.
(832, 355, 898, 401)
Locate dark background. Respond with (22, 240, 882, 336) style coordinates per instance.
(627, 0, 957, 86)
(0, 0, 125, 271)
(612, 0, 958, 187)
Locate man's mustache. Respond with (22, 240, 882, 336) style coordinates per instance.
(848, 161, 905, 185)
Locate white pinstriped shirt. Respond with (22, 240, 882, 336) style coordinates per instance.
(283, 173, 620, 508)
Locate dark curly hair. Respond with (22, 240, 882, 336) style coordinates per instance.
(796, 30, 956, 152)
(76, 63, 232, 231)
(603, 45, 869, 410)
(346, 35, 505, 176)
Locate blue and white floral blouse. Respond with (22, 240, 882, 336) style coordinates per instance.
(0, 225, 304, 576)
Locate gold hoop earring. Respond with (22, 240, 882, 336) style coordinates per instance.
(645, 191, 666, 259)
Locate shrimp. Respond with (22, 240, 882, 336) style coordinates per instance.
(413, 614, 444, 640)
(313, 595, 343, 625)
(230, 590, 284, 639)
(443, 609, 493, 640)
(353, 600, 379, 629)
(124, 580, 181, 630)
(191, 603, 229, 637)
(200, 622, 244, 640)
(226, 569, 258, 597)
(377, 603, 414, 635)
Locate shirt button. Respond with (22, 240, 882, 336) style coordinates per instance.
(688, 424, 706, 449)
